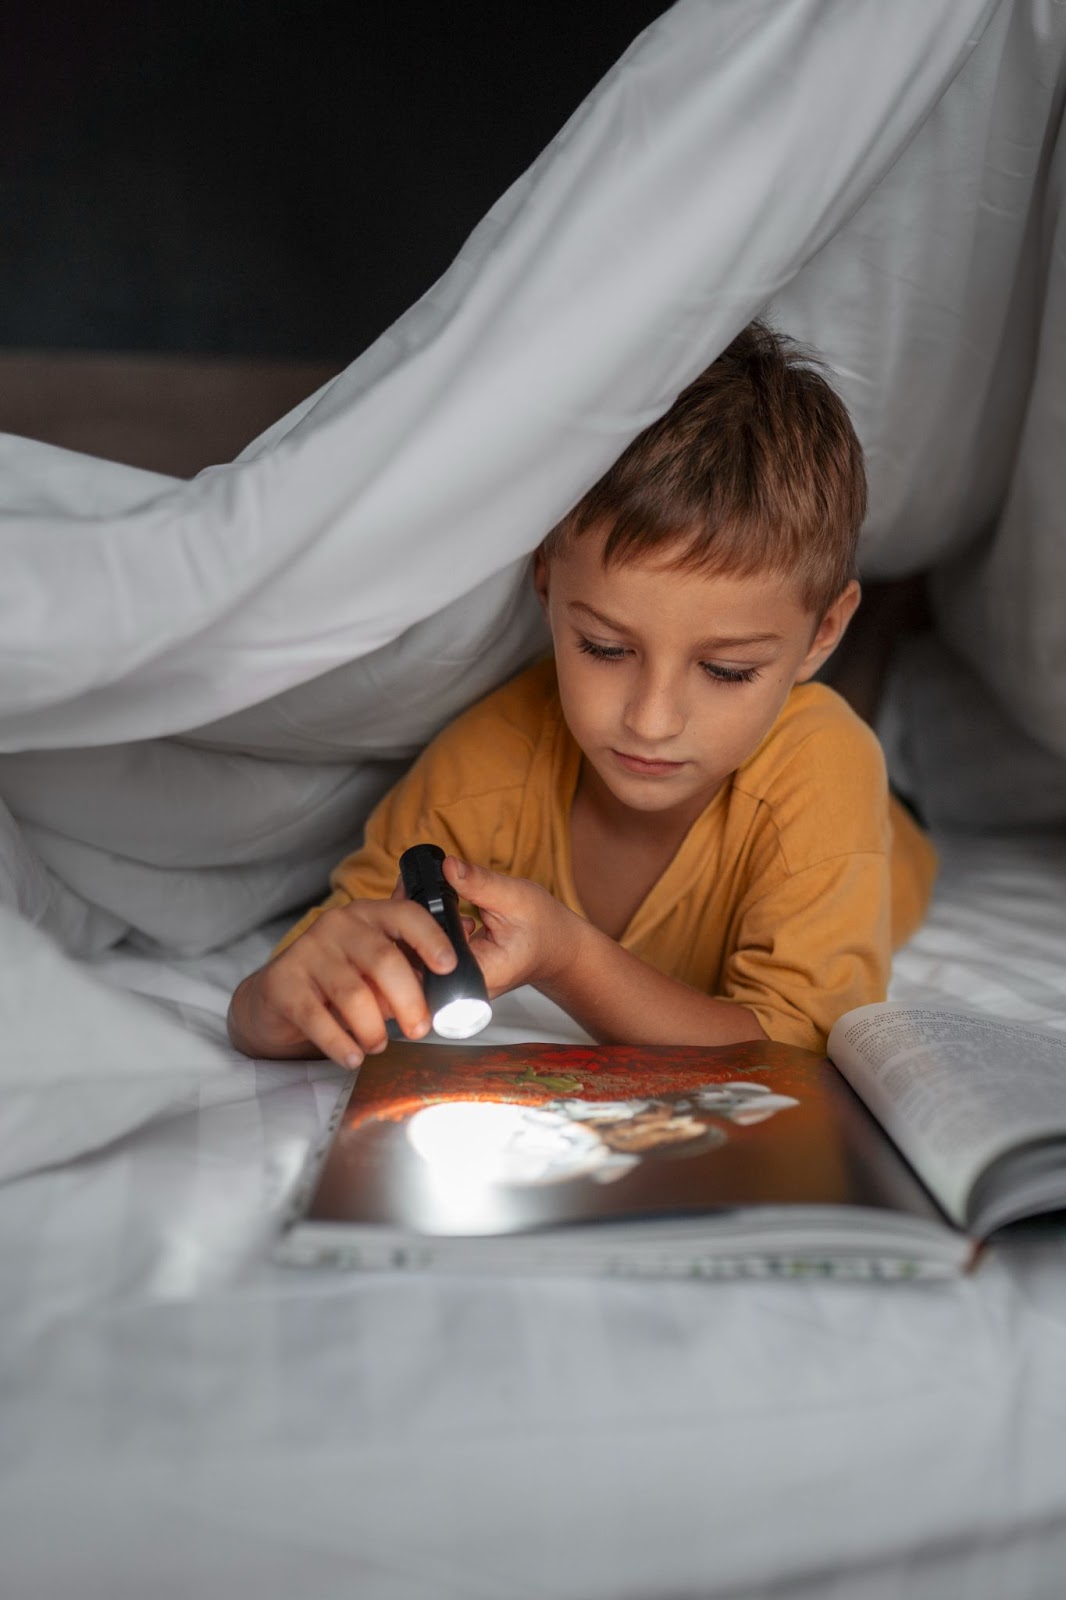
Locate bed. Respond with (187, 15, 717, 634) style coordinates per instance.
(3, 3, 1066, 1596)
(1, 830, 1064, 1600)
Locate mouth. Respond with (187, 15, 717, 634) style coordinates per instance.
(612, 749, 687, 777)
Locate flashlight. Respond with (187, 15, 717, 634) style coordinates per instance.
(399, 843, 492, 1040)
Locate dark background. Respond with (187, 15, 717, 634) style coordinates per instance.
(2, 1, 670, 364)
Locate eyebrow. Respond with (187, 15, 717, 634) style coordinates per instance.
(568, 600, 782, 650)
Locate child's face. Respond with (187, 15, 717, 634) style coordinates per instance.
(535, 528, 859, 823)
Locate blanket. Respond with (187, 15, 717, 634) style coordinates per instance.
(2, 0, 1065, 1183)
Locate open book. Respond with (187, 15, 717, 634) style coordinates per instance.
(276, 1003, 1066, 1279)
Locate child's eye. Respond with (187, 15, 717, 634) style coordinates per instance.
(577, 637, 628, 662)
(701, 662, 760, 685)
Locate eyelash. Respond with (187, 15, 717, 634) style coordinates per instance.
(578, 638, 626, 662)
(577, 637, 760, 685)
(702, 662, 760, 685)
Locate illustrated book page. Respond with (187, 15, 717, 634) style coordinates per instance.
(279, 1039, 969, 1275)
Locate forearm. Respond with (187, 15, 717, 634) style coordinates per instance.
(539, 918, 766, 1047)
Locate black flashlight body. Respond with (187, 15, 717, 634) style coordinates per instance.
(399, 843, 491, 1039)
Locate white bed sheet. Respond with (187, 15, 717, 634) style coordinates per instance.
(2, 830, 1066, 1600)
(4, 6, 1066, 1592)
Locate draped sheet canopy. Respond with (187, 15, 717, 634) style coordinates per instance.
(0, 0, 1063, 970)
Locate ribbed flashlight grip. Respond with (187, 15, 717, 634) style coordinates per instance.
(399, 843, 464, 945)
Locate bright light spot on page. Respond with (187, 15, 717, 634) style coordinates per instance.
(406, 1101, 629, 1187)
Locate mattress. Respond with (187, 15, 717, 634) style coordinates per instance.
(2, 828, 1065, 1600)
(4, 6, 1066, 1594)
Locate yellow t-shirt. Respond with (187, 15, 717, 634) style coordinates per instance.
(277, 658, 936, 1052)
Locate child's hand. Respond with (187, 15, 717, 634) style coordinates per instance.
(442, 856, 583, 997)
(227, 896, 460, 1068)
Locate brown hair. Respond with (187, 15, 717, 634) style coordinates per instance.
(541, 320, 866, 615)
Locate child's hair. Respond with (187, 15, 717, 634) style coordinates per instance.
(542, 320, 866, 616)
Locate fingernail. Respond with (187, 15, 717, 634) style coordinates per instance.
(370, 1040, 388, 1055)
(344, 1051, 363, 1070)
(452, 858, 467, 879)
(412, 1019, 430, 1039)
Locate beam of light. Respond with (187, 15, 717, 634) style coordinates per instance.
(431, 995, 492, 1039)
(406, 1100, 623, 1187)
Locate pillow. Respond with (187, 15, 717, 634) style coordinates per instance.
(877, 632, 1066, 832)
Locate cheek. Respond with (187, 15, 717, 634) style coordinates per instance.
(735, 679, 797, 747)
(693, 685, 782, 757)
(558, 663, 619, 735)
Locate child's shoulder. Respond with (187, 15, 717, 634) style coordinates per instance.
(756, 679, 883, 758)
(733, 682, 890, 863)
(441, 655, 558, 743)
(416, 657, 559, 796)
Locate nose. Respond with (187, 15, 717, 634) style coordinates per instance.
(622, 666, 686, 745)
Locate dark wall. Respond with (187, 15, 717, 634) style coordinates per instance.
(2, 2, 670, 362)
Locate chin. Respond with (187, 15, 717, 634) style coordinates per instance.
(606, 774, 697, 812)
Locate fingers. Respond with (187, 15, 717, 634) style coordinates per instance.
(444, 857, 543, 940)
(252, 897, 467, 1071)
(251, 943, 385, 1069)
(365, 899, 457, 974)
(254, 909, 437, 1070)
(441, 859, 562, 997)
(318, 905, 446, 1040)
(443, 855, 510, 913)
(282, 971, 385, 1070)
(461, 926, 510, 1000)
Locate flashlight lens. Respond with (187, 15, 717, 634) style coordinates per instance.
(431, 996, 492, 1040)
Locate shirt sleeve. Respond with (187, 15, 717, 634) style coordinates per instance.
(717, 695, 905, 1053)
(720, 849, 893, 1053)
(272, 691, 531, 956)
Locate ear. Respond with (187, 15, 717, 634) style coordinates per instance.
(532, 545, 551, 614)
(793, 580, 862, 683)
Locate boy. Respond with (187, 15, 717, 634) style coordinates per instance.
(228, 322, 936, 1066)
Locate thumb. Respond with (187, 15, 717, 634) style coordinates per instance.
(443, 856, 513, 912)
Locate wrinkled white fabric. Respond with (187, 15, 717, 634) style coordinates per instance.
(0, 905, 233, 1182)
(931, 90, 1066, 756)
(1, 1, 1064, 955)
(1, 0, 1007, 749)
(9, 0, 1066, 962)
(3, 8, 1066, 1593)
(2, 835, 1065, 1600)
(0, 797, 125, 955)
